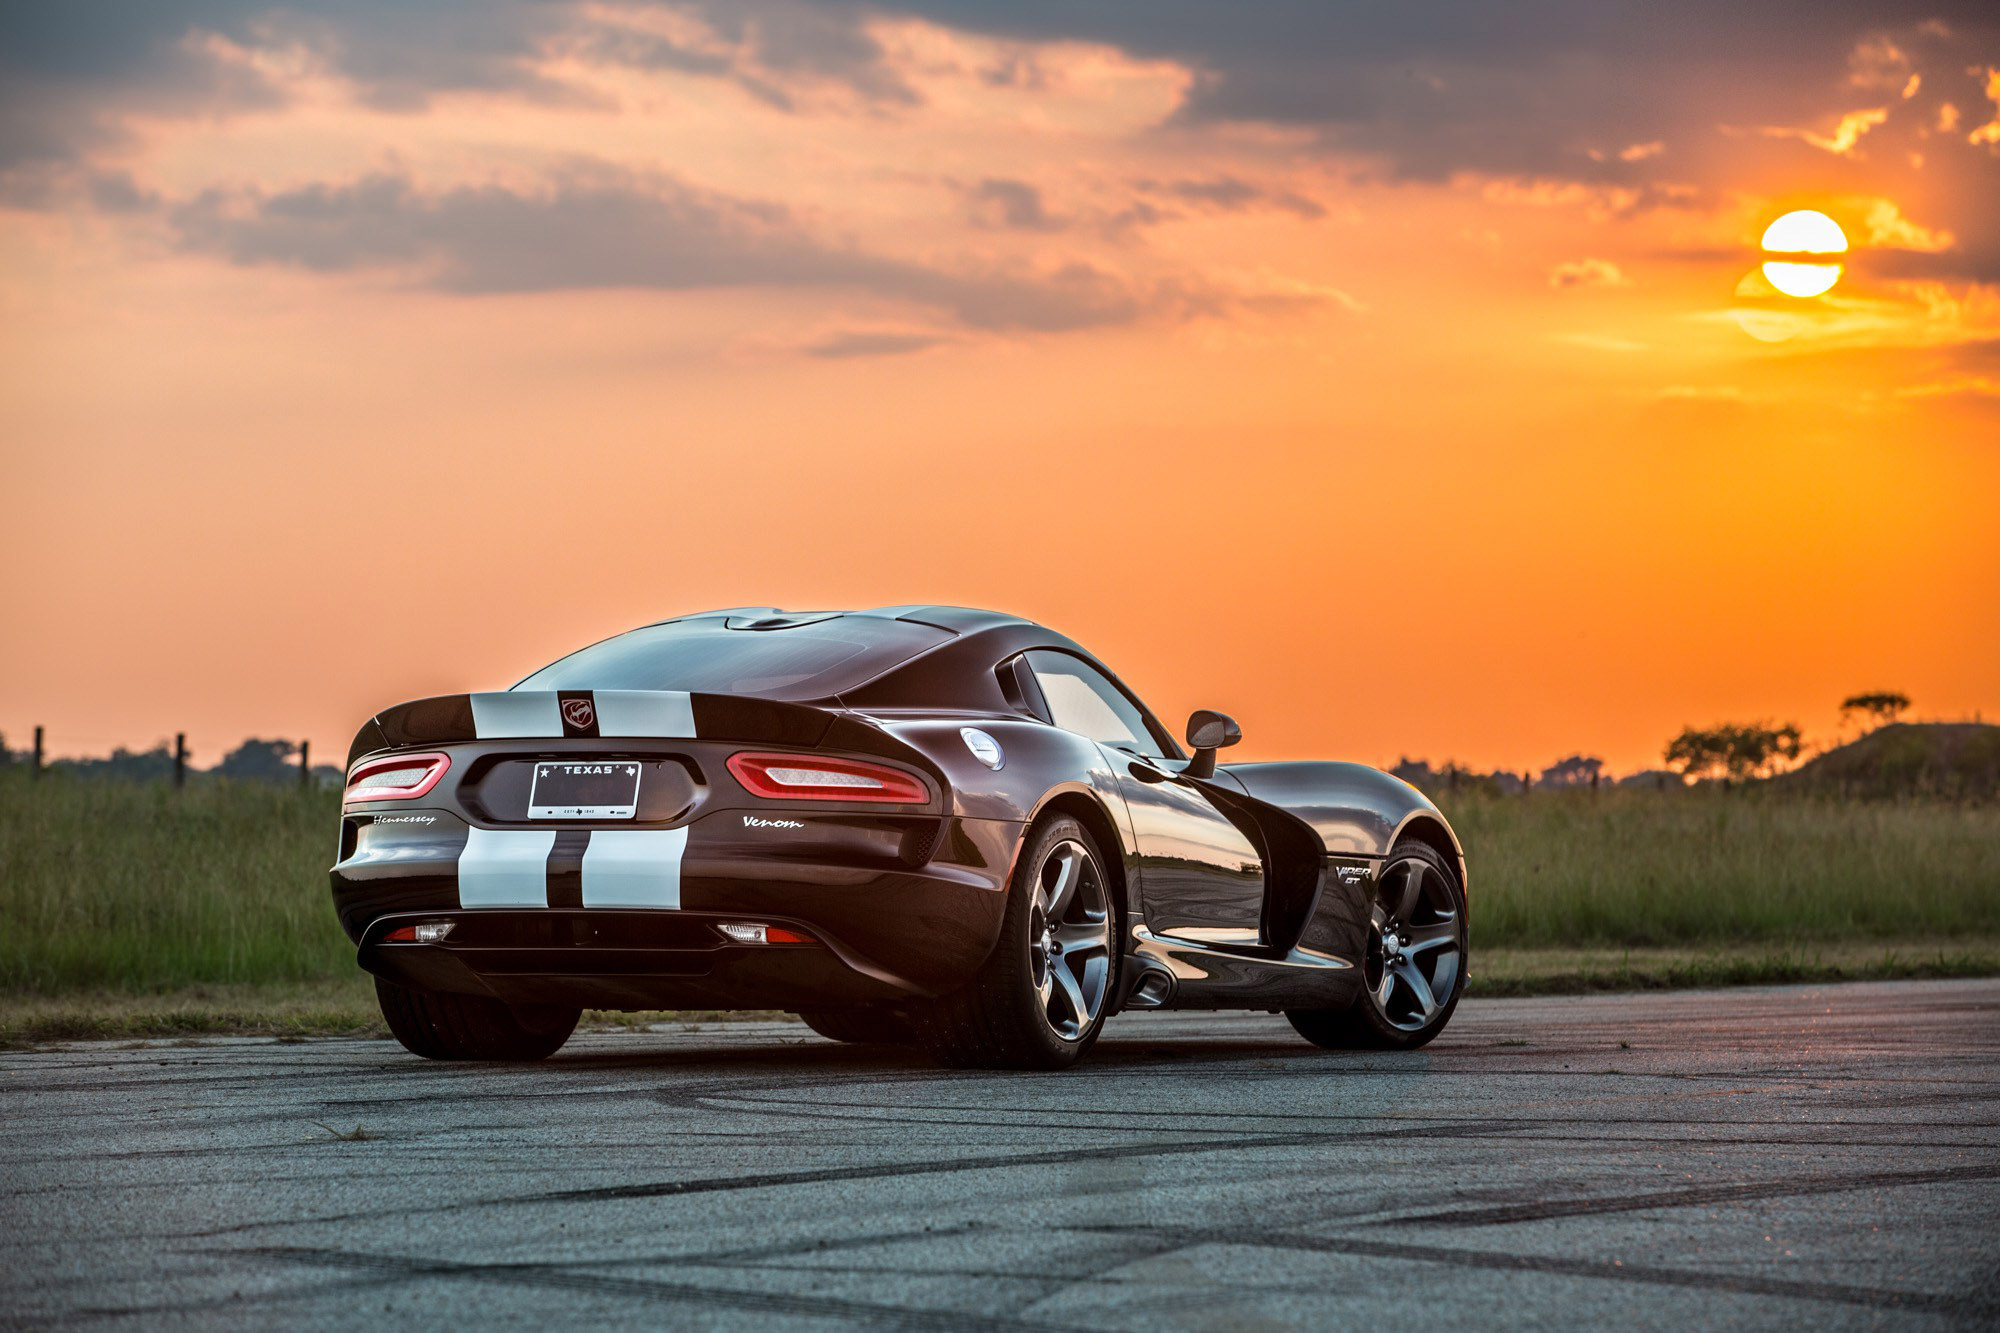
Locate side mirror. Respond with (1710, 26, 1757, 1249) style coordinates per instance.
(1184, 709, 1241, 778)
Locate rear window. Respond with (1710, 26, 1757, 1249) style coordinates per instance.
(513, 616, 952, 700)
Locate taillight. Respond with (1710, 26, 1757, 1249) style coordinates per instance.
(344, 752, 450, 806)
(726, 752, 929, 804)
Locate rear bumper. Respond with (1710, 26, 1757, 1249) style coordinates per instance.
(359, 909, 927, 1010)
(332, 813, 1022, 1006)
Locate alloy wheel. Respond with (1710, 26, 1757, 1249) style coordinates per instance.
(1364, 855, 1464, 1032)
(1027, 838, 1112, 1041)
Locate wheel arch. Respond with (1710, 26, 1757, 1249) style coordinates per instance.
(1392, 811, 1469, 903)
(1031, 789, 1131, 921)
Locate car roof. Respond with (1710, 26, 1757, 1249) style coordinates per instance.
(660, 605, 1041, 635)
(527, 604, 1177, 752)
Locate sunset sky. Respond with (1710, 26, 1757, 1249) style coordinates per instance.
(3, 2, 1997, 775)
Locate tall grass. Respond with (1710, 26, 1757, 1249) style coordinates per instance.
(1450, 786, 2000, 946)
(2, 771, 1996, 995)
(0, 772, 346, 992)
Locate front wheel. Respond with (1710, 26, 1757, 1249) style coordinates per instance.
(913, 816, 1118, 1070)
(1287, 841, 1466, 1051)
(375, 978, 579, 1061)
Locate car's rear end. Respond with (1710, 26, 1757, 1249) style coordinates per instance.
(330, 613, 1019, 1020)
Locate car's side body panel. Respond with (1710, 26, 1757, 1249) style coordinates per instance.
(1116, 767, 1267, 946)
(1107, 762, 1466, 1012)
(1221, 761, 1464, 867)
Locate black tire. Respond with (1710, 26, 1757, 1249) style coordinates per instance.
(797, 1007, 914, 1045)
(1287, 840, 1467, 1052)
(374, 978, 579, 1061)
(912, 815, 1119, 1071)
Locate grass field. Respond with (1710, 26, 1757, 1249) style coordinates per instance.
(2, 770, 1996, 1042)
(1448, 787, 2000, 943)
(0, 773, 343, 993)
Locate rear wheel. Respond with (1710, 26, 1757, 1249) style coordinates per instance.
(1287, 841, 1466, 1051)
(374, 978, 579, 1061)
(913, 816, 1117, 1070)
(797, 1007, 914, 1045)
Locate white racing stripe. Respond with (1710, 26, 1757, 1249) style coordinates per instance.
(470, 692, 563, 738)
(458, 828, 557, 907)
(581, 828, 687, 909)
(594, 690, 696, 738)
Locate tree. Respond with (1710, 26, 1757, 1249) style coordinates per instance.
(95, 745, 176, 780)
(1841, 691, 1910, 731)
(1665, 723, 1804, 784)
(1390, 757, 1438, 790)
(1664, 727, 1728, 783)
(214, 738, 299, 782)
(1539, 755, 1605, 788)
(1723, 723, 1802, 780)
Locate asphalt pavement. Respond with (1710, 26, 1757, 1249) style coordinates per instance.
(3, 978, 1997, 1329)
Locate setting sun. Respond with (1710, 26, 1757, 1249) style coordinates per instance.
(1760, 209, 1848, 298)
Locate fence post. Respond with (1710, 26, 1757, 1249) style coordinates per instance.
(174, 734, 187, 788)
(32, 725, 43, 778)
(299, 739, 310, 787)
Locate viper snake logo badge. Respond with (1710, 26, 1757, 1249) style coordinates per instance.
(561, 698, 596, 729)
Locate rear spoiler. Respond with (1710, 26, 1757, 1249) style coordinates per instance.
(346, 691, 842, 769)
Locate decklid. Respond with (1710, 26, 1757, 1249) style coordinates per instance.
(347, 690, 839, 768)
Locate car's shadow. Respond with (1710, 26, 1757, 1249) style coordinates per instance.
(472, 1026, 1411, 1080)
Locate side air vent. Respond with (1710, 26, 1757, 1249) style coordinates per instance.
(898, 819, 942, 867)
(996, 656, 1045, 720)
(996, 663, 1028, 712)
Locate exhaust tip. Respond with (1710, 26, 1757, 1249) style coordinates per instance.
(1122, 964, 1175, 1009)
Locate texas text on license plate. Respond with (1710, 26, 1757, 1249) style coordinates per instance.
(528, 761, 641, 819)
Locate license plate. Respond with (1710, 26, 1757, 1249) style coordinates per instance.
(528, 761, 641, 819)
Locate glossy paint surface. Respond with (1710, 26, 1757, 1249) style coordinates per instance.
(1113, 758, 1264, 946)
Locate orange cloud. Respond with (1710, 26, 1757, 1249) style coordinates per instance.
(1970, 68, 2000, 144)
(1549, 258, 1631, 289)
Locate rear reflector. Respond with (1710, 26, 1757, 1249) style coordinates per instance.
(345, 752, 451, 806)
(726, 752, 928, 804)
(382, 922, 455, 944)
(718, 922, 814, 945)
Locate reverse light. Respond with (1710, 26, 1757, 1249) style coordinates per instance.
(717, 922, 814, 945)
(344, 752, 450, 806)
(726, 753, 928, 804)
(382, 921, 455, 944)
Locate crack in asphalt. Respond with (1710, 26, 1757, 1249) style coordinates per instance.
(1389, 1161, 2000, 1227)
(9, 1122, 1988, 1179)
(193, 1222, 1994, 1326)
(1066, 1225, 1991, 1317)
(227, 1245, 1073, 1331)
(161, 1119, 1540, 1241)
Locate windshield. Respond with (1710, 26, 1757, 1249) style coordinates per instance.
(513, 616, 952, 700)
